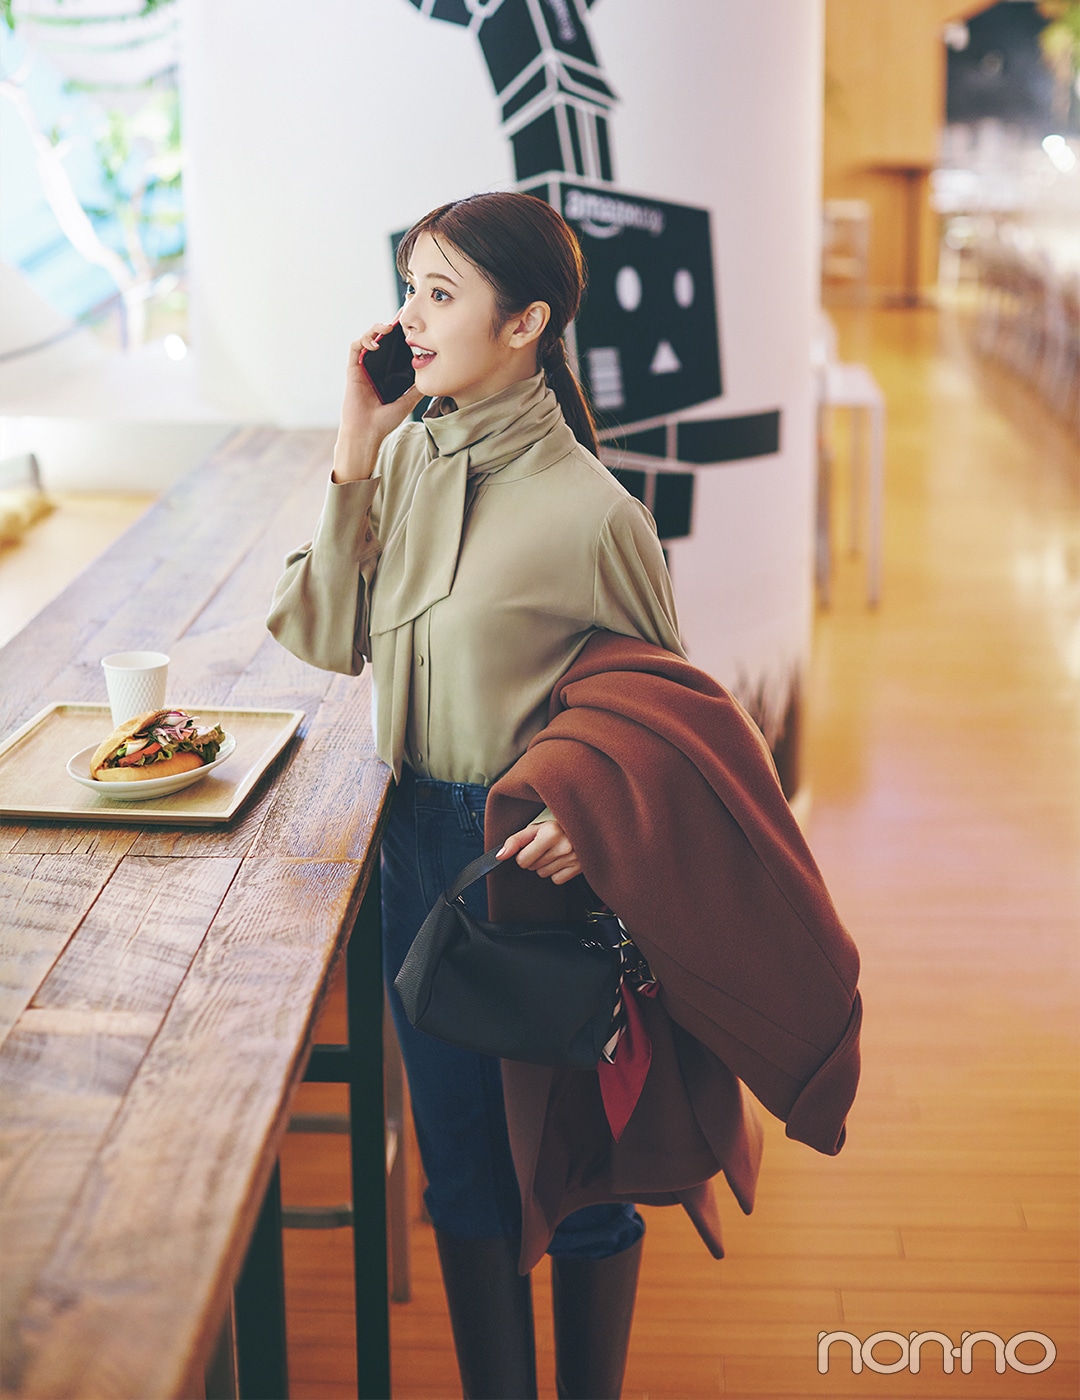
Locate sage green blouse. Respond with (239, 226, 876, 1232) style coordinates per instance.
(267, 373, 683, 786)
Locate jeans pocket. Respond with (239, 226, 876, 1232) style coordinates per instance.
(414, 805, 450, 909)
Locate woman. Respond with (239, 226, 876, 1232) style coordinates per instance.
(268, 191, 684, 1400)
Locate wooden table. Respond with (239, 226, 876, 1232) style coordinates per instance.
(0, 429, 394, 1399)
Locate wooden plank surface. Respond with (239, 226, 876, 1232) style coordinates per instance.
(0, 428, 394, 1399)
(1, 828, 138, 859)
(31, 856, 240, 1014)
(0, 854, 124, 1047)
(0, 855, 243, 1395)
(247, 674, 389, 861)
(0, 1022, 149, 1395)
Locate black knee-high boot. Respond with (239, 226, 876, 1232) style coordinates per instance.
(434, 1230, 539, 1400)
(551, 1236, 643, 1400)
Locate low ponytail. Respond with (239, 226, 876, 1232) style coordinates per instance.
(397, 192, 601, 456)
(540, 336, 599, 457)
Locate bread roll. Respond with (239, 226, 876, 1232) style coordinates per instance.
(94, 750, 205, 783)
(90, 709, 174, 777)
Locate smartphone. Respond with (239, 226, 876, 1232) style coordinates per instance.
(361, 321, 416, 404)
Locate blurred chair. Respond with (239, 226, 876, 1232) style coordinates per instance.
(822, 199, 872, 305)
(1037, 262, 1080, 430)
(974, 227, 1080, 432)
(814, 312, 886, 607)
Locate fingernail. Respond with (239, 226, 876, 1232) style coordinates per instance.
(496, 843, 507, 858)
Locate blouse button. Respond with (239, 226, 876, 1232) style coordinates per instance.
(417, 654, 425, 666)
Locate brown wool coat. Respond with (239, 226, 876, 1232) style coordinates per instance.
(484, 632, 863, 1272)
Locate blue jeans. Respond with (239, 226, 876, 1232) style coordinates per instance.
(381, 765, 644, 1258)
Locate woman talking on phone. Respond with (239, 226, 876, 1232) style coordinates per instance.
(268, 191, 683, 1400)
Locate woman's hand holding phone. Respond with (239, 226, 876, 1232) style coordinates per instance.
(333, 321, 424, 483)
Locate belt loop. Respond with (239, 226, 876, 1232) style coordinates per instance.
(451, 783, 474, 833)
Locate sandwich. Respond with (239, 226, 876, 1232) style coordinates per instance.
(90, 709, 226, 783)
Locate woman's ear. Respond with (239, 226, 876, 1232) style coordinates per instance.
(505, 300, 551, 350)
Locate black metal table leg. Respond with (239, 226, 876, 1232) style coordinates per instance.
(300, 864, 391, 1399)
(235, 1162, 289, 1399)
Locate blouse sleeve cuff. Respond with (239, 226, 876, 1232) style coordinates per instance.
(315, 474, 380, 561)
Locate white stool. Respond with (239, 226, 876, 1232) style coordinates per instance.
(822, 199, 872, 305)
(819, 359, 886, 607)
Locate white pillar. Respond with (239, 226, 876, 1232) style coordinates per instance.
(593, 0, 824, 792)
(182, 0, 823, 791)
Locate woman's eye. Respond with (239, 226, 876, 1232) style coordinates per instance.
(432, 288, 449, 302)
(403, 283, 415, 298)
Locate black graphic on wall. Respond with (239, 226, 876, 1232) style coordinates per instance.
(409, 0, 616, 183)
(403, 0, 782, 547)
(541, 185, 722, 425)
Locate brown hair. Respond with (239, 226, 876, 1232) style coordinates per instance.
(396, 191, 599, 456)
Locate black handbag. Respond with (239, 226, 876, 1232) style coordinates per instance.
(393, 846, 623, 1069)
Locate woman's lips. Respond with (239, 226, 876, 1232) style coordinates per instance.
(411, 348, 435, 369)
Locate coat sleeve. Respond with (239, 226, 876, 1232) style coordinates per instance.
(592, 495, 687, 659)
(266, 472, 382, 675)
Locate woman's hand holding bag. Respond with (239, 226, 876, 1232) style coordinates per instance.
(497, 816, 583, 885)
(393, 845, 623, 1069)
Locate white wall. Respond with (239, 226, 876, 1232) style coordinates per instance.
(591, 1, 824, 730)
(182, 0, 510, 424)
(0, 260, 235, 490)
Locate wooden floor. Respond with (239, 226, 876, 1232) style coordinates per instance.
(281, 302, 1080, 1399)
(4, 299, 1077, 1398)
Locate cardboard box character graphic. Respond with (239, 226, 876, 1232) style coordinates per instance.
(524, 181, 723, 429)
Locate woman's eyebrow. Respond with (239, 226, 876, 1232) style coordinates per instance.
(408, 269, 459, 287)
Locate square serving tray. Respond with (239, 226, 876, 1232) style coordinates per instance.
(0, 703, 304, 826)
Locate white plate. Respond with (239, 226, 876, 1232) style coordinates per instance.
(66, 733, 237, 801)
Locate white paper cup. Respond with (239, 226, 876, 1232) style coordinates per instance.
(101, 651, 170, 728)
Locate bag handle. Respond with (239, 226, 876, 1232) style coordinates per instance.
(445, 847, 622, 945)
(446, 846, 505, 903)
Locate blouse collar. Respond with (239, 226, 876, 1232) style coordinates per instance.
(424, 372, 564, 477)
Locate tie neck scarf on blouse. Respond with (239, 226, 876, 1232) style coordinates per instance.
(370, 371, 569, 637)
